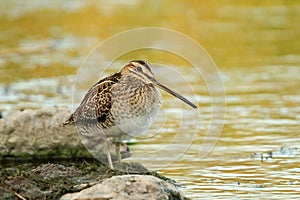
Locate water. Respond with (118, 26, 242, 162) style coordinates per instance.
(128, 65, 300, 199)
(1, 1, 300, 199)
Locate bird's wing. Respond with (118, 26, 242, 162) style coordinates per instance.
(76, 79, 114, 123)
(63, 72, 121, 126)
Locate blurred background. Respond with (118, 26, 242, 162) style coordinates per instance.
(1, 0, 299, 199)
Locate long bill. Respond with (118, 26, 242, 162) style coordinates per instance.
(152, 79, 198, 109)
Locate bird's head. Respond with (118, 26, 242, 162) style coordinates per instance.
(121, 60, 197, 109)
(121, 60, 154, 84)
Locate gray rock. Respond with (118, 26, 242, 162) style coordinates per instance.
(60, 175, 185, 200)
(0, 106, 130, 159)
(0, 106, 80, 157)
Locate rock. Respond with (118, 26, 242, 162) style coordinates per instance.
(0, 106, 80, 157)
(60, 175, 185, 200)
(0, 106, 130, 159)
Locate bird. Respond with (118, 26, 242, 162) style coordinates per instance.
(63, 60, 197, 169)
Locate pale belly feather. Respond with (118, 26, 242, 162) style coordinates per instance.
(108, 86, 162, 139)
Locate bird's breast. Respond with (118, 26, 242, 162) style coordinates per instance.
(110, 83, 162, 137)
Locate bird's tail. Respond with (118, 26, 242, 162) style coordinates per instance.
(63, 114, 74, 127)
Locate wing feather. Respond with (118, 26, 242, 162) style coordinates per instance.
(63, 72, 121, 126)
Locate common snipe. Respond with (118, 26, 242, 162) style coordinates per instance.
(63, 60, 197, 169)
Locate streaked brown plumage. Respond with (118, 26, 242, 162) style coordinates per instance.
(63, 60, 197, 169)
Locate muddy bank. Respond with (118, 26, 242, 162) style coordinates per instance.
(1, 160, 185, 199)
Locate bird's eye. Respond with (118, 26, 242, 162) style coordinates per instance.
(137, 66, 143, 72)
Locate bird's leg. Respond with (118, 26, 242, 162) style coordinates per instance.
(105, 140, 114, 169)
(116, 141, 122, 162)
